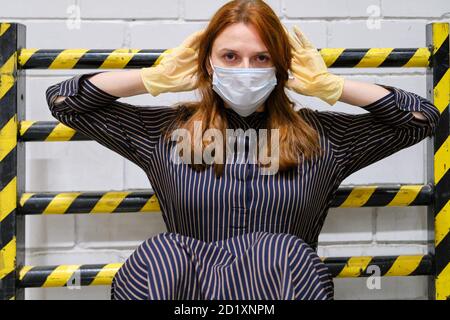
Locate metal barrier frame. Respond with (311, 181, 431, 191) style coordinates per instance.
(0, 22, 449, 300)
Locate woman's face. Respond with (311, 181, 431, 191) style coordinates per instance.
(209, 22, 274, 70)
(207, 22, 275, 113)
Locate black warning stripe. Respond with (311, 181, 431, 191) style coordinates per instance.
(0, 24, 13, 40)
(331, 187, 353, 207)
(435, 232, 450, 276)
(19, 265, 58, 288)
(369, 256, 397, 276)
(57, 192, 103, 214)
(0, 271, 15, 300)
(363, 186, 400, 207)
(322, 256, 349, 277)
(0, 149, 16, 192)
(0, 90, 17, 132)
(125, 49, 163, 68)
(435, 170, 450, 217)
(432, 35, 449, 87)
(73, 49, 112, 69)
(112, 191, 152, 213)
(378, 48, 418, 67)
(329, 48, 370, 68)
(434, 106, 449, 155)
(0, 211, 14, 254)
(78, 264, 105, 286)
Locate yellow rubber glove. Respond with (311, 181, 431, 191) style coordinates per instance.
(140, 29, 204, 96)
(286, 25, 345, 106)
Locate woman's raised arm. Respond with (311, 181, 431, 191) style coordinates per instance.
(46, 29, 204, 170)
(338, 79, 429, 122)
(46, 70, 178, 171)
(314, 83, 440, 181)
(53, 70, 148, 106)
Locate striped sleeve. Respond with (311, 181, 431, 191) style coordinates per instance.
(45, 71, 177, 170)
(315, 83, 441, 180)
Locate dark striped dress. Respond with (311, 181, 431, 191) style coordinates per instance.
(45, 71, 440, 300)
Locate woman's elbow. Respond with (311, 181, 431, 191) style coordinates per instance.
(45, 84, 75, 125)
(407, 95, 440, 137)
(45, 84, 62, 110)
(422, 101, 441, 137)
(53, 96, 66, 104)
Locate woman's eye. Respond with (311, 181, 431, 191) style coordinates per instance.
(224, 53, 236, 61)
(256, 55, 270, 62)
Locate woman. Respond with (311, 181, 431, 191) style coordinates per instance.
(45, 0, 440, 300)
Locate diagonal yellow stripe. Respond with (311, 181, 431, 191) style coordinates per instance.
(43, 265, 80, 287)
(320, 48, 345, 67)
(433, 69, 450, 114)
(19, 120, 34, 137)
(0, 23, 11, 37)
(340, 186, 377, 207)
(434, 136, 450, 185)
(0, 116, 18, 161)
(140, 194, 161, 212)
(154, 48, 172, 66)
(45, 123, 77, 141)
(384, 255, 423, 276)
(403, 47, 430, 68)
(90, 263, 122, 285)
(355, 48, 393, 68)
(387, 185, 422, 206)
(0, 53, 17, 100)
(435, 199, 450, 246)
(17, 48, 38, 67)
(100, 49, 140, 69)
(19, 266, 33, 281)
(91, 192, 129, 213)
(0, 177, 17, 223)
(436, 263, 450, 300)
(49, 49, 89, 69)
(43, 193, 82, 214)
(0, 238, 16, 280)
(337, 256, 372, 277)
(20, 192, 35, 208)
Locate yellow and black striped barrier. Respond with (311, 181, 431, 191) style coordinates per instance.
(324, 255, 433, 279)
(427, 23, 450, 300)
(17, 184, 433, 215)
(17, 47, 431, 69)
(0, 22, 26, 301)
(18, 255, 434, 288)
(1, 22, 449, 300)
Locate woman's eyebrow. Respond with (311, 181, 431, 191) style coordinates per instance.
(218, 48, 270, 55)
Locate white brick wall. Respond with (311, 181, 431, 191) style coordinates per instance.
(1, 0, 447, 300)
(285, 0, 379, 18)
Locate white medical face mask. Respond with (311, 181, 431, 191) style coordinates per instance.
(210, 58, 277, 117)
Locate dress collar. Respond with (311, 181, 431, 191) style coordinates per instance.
(223, 107, 267, 130)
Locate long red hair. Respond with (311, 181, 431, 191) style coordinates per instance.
(164, 0, 323, 177)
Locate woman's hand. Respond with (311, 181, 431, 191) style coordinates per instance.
(286, 25, 345, 106)
(140, 29, 204, 96)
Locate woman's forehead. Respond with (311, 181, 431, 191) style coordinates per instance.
(212, 23, 268, 54)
